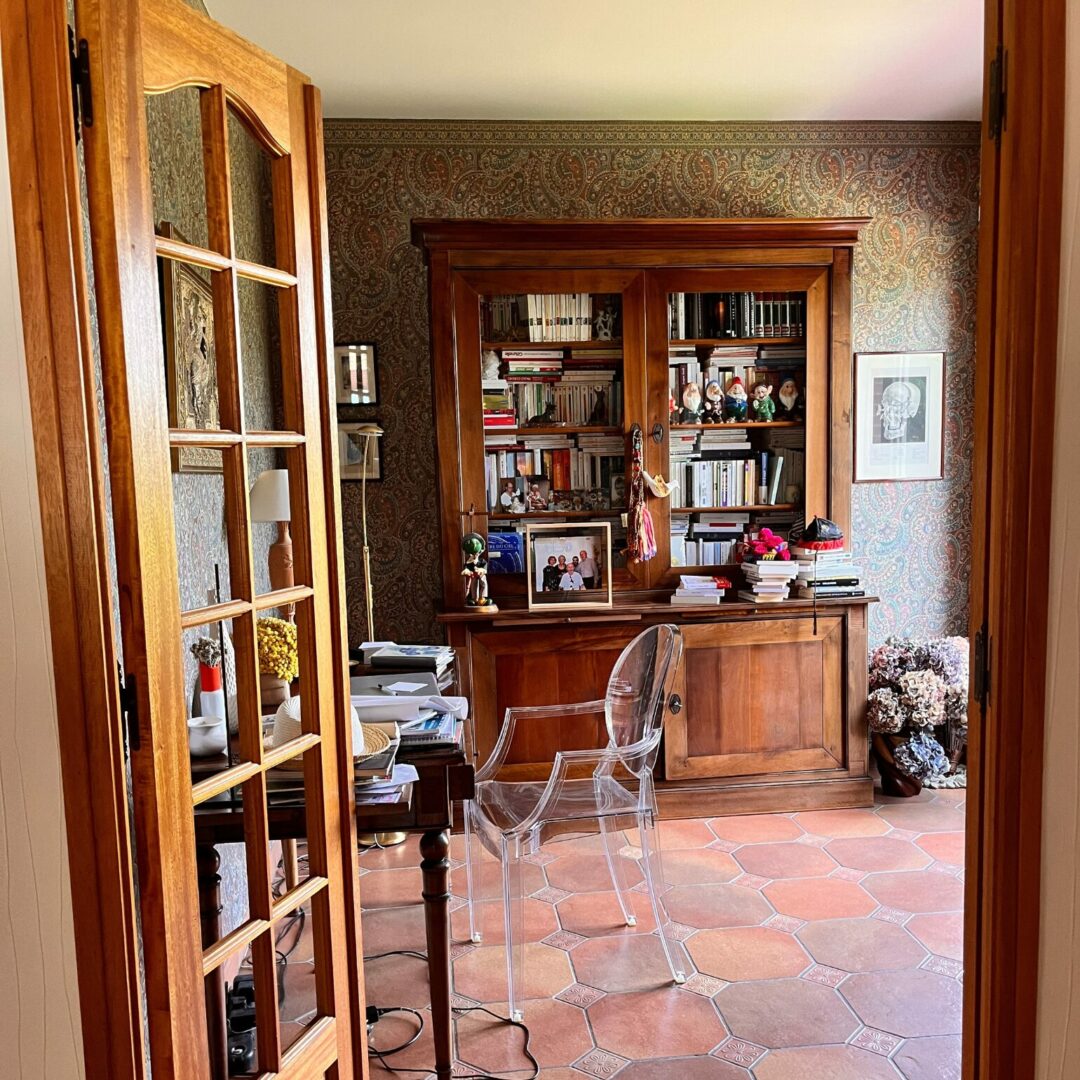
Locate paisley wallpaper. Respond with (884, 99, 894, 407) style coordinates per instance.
(323, 120, 980, 647)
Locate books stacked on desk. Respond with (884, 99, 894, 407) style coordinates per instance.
(738, 559, 800, 603)
(359, 642, 456, 690)
(792, 548, 864, 599)
(399, 711, 460, 749)
(670, 574, 730, 606)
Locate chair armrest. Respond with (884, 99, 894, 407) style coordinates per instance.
(475, 700, 606, 782)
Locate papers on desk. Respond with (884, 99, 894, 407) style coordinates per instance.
(351, 693, 468, 724)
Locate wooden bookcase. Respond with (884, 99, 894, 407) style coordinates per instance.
(413, 218, 874, 816)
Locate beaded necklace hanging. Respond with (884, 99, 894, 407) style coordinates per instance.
(626, 424, 656, 563)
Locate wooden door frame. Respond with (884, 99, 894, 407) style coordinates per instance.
(0, 1, 1069, 1079)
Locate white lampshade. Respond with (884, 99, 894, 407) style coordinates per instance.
(249, 469, 291, 523)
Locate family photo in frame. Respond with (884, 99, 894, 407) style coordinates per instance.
(525, 521, 613, 610)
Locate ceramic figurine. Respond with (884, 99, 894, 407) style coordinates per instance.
(777, 375, 802, 420)
(481, 349, 502, 382)
(526, 397, 558, 426)
(702, 379, 724, 423)
(594, 305, 616, 341)
(750, 381, 776, 422)
(679, 382, 703, 423)
(587, 386, 609, 426)
(724, 376, 748, 422)
(461, 533, 496, 609)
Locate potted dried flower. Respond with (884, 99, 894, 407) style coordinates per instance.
(867, 637, 969, 797)
(256, 616, 299, 710)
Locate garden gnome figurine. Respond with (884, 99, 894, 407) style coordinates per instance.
(750, 381, 775, 422)
(461, 533, 497, 610)
(724, 377, 748, 421)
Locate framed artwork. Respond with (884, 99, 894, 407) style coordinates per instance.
(525, 521, 613, 611)
(335, 342, 379, 405)
(338, 422, 383, 481)
(854, 352, 946, 482)
(159, 222, 221, 474)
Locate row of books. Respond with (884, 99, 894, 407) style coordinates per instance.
(792, 547, 864, 600)
(484, 376, 623, 428)
(484, 434, 624, 506)
(670, 454, 791, 508)
(483, 295, 527, 339)
(670, 512, 748, 567)
(667, 291, 807, 340)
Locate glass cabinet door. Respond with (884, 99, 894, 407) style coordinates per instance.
(452, 270, 648, 598)
(646, 268, 830, 591)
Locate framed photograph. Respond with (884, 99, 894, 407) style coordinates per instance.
(523, 475, 551, 512)
(159, 222, 221, 474)
(335, 342, 379, 405)
(854, 352, 946, 482)
(525, 522, 613, 610)
(338, 422, 383, 481)
(494, 476, 525, 512)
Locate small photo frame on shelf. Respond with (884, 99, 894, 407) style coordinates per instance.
(526, 521, 613, 610)
(338, 422, 383, 481)
(524, 475, 551, 511)
(495, 476, 526, 512)
(854, 352, 945, 482)
(335, 342, 379, 406)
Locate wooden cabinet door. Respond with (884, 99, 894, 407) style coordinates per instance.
(77, 0, 359, 1076)
(665, 617, 845, 780)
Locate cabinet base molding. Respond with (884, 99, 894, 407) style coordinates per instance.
(654, 776, 874, 819)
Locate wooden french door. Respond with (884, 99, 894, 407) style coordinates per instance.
(77, 0, 360, 1077)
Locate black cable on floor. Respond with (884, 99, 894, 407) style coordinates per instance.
(363, 950, 539, 1079)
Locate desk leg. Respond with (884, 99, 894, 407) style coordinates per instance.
(420, 829, 453, 1079)
(198, 844, 229, 1080)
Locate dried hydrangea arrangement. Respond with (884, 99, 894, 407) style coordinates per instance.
(868, 636, 969, 791)
(190, 635, 223, 669)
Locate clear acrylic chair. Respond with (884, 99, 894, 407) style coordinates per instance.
(461, 624, 688, 1020)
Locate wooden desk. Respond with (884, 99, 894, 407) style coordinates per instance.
(193, 741, 474, 1080)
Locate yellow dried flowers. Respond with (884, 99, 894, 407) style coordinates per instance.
(257, 617, 299, 681)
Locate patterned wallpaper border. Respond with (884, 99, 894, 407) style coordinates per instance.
(324, 118, 981, 150)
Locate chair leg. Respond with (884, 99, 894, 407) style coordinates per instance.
(637, 809, 689, 985)
(599, 815, 636, 926)
(500, 833, 527, 1022)
(462, 800, 482, 943)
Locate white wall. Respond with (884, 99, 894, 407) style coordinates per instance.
(0, 54, 86, 1080)
(1035, 4, 1080, 1075)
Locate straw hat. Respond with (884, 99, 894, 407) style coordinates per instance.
(271, 696, 391, 764)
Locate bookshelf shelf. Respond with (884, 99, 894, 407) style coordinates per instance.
(671, 504, 797, 514)
(483, 339, 623, 351)
(670, 421, 801, 431)
(490, 508, 627, 521)
(669, 336, 805, 347)
(484, 425, 623, 437)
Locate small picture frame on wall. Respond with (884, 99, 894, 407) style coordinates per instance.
(854, 352, 946, 482)
(525, 521, 613, 611)
(338, 422, 383, 481)
(335, 342, 379, 406)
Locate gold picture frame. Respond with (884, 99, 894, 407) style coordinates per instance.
(159, 222, 221, 473)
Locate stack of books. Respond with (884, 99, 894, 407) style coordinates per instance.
(670, 575, 730, 606)
(738, 559, 800, 603)
(792, 548, 864, 599)
(368, 644, 454, 677)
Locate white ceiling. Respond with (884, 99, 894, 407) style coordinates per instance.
(209, 0, 983, 122)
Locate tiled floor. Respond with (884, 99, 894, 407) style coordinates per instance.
(345, 785, 963, 1078)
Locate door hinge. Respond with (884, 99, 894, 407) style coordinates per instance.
(68, 27, 92, 141)
(973, 621, 991, 711)
(118, 666, 141, 753)
(988, 44, 1007, 144)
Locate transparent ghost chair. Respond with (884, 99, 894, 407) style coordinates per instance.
(461, 624, 689, 1020)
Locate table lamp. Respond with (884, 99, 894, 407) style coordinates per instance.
(249, 468, 294, 619)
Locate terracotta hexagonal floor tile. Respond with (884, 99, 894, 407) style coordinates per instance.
(588, 987, 727, 1059)
(455, 996, 592, 1070)
(915, 831, 966, 865)
(878, 802, 967, 833)
(763, 878, 876, 921)
(825, 836, 931, 872)
(450, 897, 558, 945)
(571, 933, 682, 993)
(618, 1057, 748, 1080)
(662, 848, 741, 886)
(792, 809, 890, 838)
(752, 1045, 900, 1080)
(545, 852, 644, 893)
(361, 903, 428, 954)
(359, 867, 425, 908)
(862, 870, 965, 913)
(364, 952, 432, 1009)
(555, 889, 658, 937)
(627, 819, 719, 849)
(708, 814, 803, 844)
(733, 842, 837, 880)
(841, 968, 963, 1037)
(663, 882, 773, 930)
(716, 977, 859, 1048)
(456, 859, 547, 899)
(368, 1006, 435, 1075)
(907, 912, 964, 961)
(452, 942, 572, 1003)
(892, 1035, 963, 1080)
(797, 917, 927, 972)
(688, 927, 810, 981)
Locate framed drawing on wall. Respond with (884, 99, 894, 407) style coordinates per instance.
(335, 342, 379, 405)
(158, 222, 222, 474)
(339, 422, 383, 481)
(854, 352, 946, 482)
